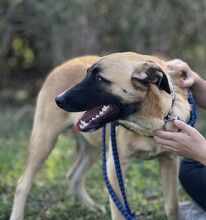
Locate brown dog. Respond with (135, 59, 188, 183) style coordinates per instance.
(10, 56, 105, 220)
(55, 52, 191, 220)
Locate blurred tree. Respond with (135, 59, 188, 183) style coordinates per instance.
(0, 0, 206, 94)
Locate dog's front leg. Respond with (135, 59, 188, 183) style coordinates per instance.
(107, 142, 131, 220)
(159, 154, 179, 220)
(10, 96, 69, 220)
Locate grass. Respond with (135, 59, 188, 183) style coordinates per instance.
(1, 96, 206, 220)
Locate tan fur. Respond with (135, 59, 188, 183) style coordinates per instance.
(10, 56, 105, 220)
(10, 52, 190, 220)
(94, 53, 190, 220)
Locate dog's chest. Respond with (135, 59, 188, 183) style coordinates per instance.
(130, 137, 169, 159)
(117, 128, 169, 160)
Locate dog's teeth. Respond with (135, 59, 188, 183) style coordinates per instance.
(79, 106, 110, 130)
(80, 120, 87, 125)
(80, 120, 88, 129)
(102, 105, 109, 112)
(79, 124, 84, 129)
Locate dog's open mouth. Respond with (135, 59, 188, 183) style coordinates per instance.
(76, 105, 121, 132)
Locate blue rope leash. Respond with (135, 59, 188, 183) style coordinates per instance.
(110, 122, 135, 217)
(187, 92, 196, 127)
(102, 125, 136, 220)
(102, 93, 196, 220)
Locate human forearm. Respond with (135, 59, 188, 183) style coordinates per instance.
(191, 76, 206, 109)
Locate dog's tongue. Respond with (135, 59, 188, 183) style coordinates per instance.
(76, 105, 113, 132)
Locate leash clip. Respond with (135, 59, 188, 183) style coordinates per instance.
(164, 114, 179, 121)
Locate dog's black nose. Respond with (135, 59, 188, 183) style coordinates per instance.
(55, 95, 65, 108)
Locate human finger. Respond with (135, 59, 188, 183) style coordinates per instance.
(153, 135, 179, 151)
(154, 130, 181, 140)
(173, 120, 199, 137)
(166, 59, 183, 68)
(181, 77, 193, 88)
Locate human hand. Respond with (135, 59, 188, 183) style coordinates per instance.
(167, 59, 199, 88)
(154, 120, 206, 165)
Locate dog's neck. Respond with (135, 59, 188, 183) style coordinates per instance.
(118, 75, 190, 136)
(118, 117, 165, 136)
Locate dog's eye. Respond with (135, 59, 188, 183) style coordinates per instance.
(94, 74, 102, 82)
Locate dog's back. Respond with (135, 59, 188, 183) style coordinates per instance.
(10, 55, 105, 220)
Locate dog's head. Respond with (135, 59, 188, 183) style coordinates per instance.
(56, 52, 173, 132)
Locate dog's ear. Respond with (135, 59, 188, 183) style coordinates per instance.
(131, 64, 171, 94)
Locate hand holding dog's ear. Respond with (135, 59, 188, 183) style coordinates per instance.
(131, 63, 171, 94)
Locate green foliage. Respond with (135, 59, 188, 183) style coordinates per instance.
(8, 37, 35, 69)
(1, 2, 206, 218)
(1, 0, 206, 91)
